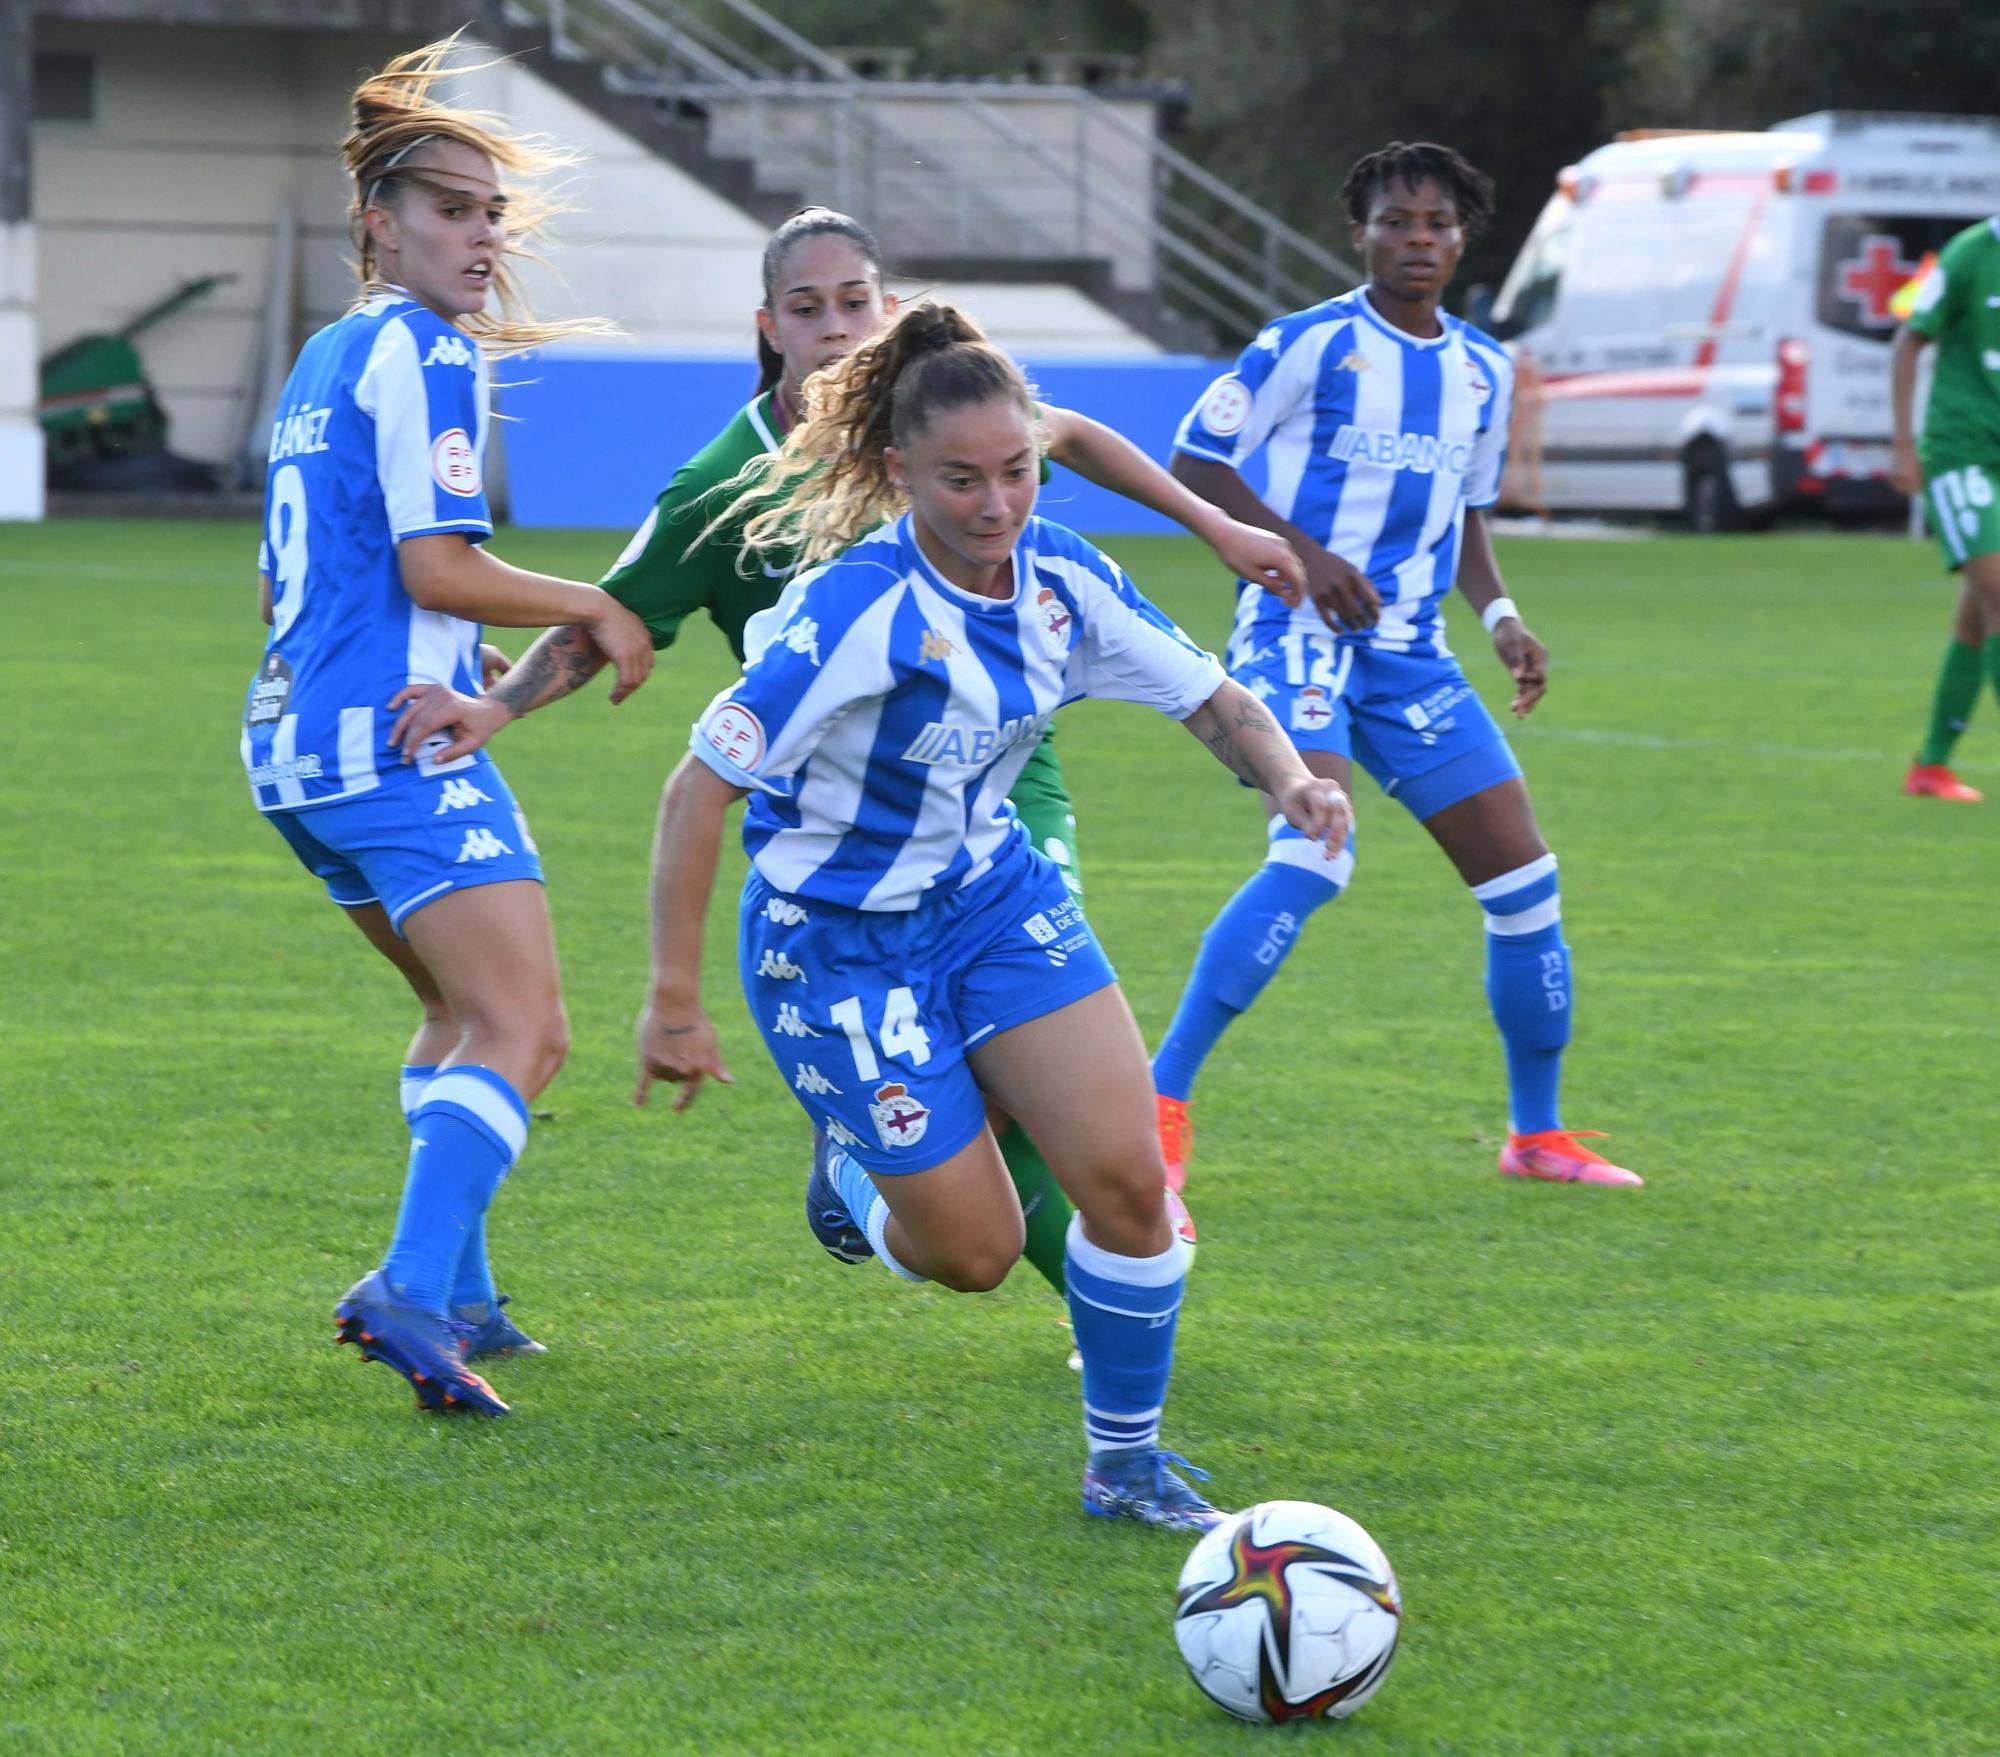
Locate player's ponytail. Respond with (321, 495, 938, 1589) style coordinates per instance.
(343, 34, 614, 358)
(721, 299, 1040, 568)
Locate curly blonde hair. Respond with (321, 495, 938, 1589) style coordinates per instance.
(715, 300, 1041, 570)
(343, 34, 613, 358)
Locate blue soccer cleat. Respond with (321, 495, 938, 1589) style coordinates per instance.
(1081, 1446, 1227, 1532)
(452, 1294, 547, 1363)
(806, 1127, 873, 1265)
(335, 1270, 509, 1417)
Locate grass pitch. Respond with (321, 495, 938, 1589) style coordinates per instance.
(2, 517, 1996, 1754)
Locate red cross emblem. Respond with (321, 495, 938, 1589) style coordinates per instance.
(1838, 237, 1918, 327)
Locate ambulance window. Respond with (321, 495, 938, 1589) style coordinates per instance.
(1818, 214, 1968, 340)
(1490, 207, 1573, 338)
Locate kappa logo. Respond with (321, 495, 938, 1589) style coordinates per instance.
(757, 950, 807, 981)
(422, 334, 476, 369)
(454, 827, 512, 863)
(1034, 586, 1073, 660)
(1246, 673, 1278, 702)
(433, 777, 494, 815)
(1292, 685, 1335, 731)
(774, 1003, 820, 1039)
(824, 1115, 865, 1150)
(764, 897, 809, 926)
(779, 617, 822, 665)
(868, 1080, 930, 1150)
(918, 629, 957, 664)
(1334, 349, 1371, 374)
(795, 1064, 842, 1096)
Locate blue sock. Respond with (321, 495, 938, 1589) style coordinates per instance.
(381, 1066, 528, 1315)
(1065, 1215, 1192, 1457)
(1475, 854, 1571, 1136)
(399, 1064, 498, 1313)
(831, 1149, 926, 1283)
(1152, 821, 1351, 1101)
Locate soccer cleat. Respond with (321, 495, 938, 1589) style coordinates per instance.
(452, 1295, 547, 1363)
(1082, 1446, 1228, 1532)
(806, 1127, 873, 1264)
(1166, 1186, 1198, 1249)
(1157, 1094, 1192, 1194)
(1499, 1129, 1643, 1188)
(1904, 761, 1983, 801)
(335, 1271, 509, 1416)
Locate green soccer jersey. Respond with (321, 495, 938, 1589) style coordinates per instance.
(601, 391, 1059, 662)
(598, 391, 794, 662)
(1908, 218, 2000, 474)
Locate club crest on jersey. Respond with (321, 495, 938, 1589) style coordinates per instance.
(1465, 362, 1492, 400)
(704, 702, 766, 771)
(1292, 685, 1335, 731)
(1198, 375, 1252, 436)
(1035, 586, 1073, 660)
(919, 629, 957, 664)
(869, 1081, 930, 1150)
(430, 427, 480, 497)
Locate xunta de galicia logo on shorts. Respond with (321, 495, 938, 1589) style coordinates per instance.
(869, 1081, 929, 1150)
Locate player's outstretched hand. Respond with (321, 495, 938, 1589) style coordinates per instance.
(387, 684, 514, 764)
(479, 642, 513, 689)
(633, 999, 733, 1113)
(1212, 520, 1307, 605)
(1304, 544, 1381, 632)
(1492, 617, 1548, 717)
(1274, 774, 1352, 857)
(587, 596, 656, 705)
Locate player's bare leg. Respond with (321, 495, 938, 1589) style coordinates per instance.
(1423, 778, 1639, 1188)
(1907, 557, 2000, 800)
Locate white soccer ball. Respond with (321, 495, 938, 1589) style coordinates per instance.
(1173, 1500, 1401, 1724)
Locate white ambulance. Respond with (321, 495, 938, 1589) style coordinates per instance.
(1473, 112, 2000, 529)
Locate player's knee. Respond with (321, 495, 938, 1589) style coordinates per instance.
(930, 1229, 1022, 1294)
(1075, 1158, 1170, 1256)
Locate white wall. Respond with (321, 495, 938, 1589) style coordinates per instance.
(0, 219, 43, 520)
(29, 25, 1157, 469)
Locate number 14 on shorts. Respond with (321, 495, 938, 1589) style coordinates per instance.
(829, 989, 932, 1079)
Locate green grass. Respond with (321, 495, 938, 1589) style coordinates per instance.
(2, 519, 1996, 1754)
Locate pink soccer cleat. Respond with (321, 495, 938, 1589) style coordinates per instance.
(1157, 1094, 1192, 1194)
(1904, 762, 1983, 802)
(1499, 1129, 1643, 1188)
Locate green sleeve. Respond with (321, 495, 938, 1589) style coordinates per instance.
(1907, 225, 1982, 340)
(597, 450, 748, 652)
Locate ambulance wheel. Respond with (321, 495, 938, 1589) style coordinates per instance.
(1683, 443, 1750, 534)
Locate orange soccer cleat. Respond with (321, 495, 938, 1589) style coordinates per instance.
(1157, 1094, 1192, 1194)
(1904, 762, 1983, 801)
(1499, 1129, 1643, 1188)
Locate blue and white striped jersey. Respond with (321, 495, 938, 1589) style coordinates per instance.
(1175, 288, 1514, 663)
(690, 513, 1226, 911)
(240, 290, 494, 814)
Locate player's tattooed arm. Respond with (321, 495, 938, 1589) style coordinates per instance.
(489, 623, 612, 718)
(1185, 680, 1352, 854)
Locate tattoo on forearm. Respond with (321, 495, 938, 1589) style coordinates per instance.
(1193, 696, 1289, 789)
(491, 624, 605, 715)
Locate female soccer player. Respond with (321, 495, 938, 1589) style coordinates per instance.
(1891, 215, 2000, 802)
(240, 40, 654, 1415)
(628, 301, 1349, 1527)
(1148, 141, 1643, 1190)
(397, 206, 1305, 1293)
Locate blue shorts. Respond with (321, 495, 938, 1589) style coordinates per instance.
(739, 836, 1117, 1175)
(264, 761, 544, 934)
(1236, 637, 1522, 820)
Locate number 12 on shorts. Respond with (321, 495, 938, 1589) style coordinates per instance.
(829, 989, 933, 1080)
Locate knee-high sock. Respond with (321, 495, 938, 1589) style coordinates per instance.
(1474, 855, 1571, 1136)
(830, 1149, 927, 1283)
(382, 1066, 527, 1314)
(1919, 638, 1985, 765)
(1152, 820, 1352, 1102)
(997, 1122, 1071, 1295)
(401, 1065, 498, 1315)
(1065, 1215, 1192, 1457)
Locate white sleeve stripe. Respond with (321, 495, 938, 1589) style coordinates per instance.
(357, 317, 440, 541)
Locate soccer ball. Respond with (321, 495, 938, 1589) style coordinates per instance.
(1173, 1500, 1401, 1723)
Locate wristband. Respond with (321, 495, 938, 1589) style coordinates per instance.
(1480, 597, 1519, 633)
